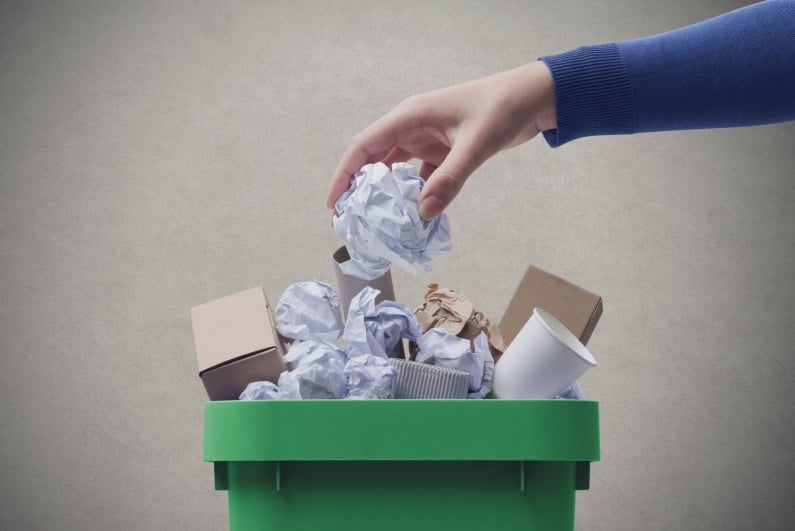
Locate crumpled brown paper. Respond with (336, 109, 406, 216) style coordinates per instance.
(411, 283, 506, 360)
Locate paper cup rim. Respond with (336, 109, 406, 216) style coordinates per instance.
(533, 307, 597, 367)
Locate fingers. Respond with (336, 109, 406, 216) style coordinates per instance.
(382, 146, 413, 167)
(326, 138, 384, 209)
(418, 130, 486, 220)
(326, 103, 424, 209)
(418, 161, 437, 180)
(326, 90, 485, 219)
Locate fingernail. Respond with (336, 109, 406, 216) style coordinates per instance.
(419, 195, 444, 220)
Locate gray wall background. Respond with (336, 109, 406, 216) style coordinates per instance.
(2, 1, 793, 529)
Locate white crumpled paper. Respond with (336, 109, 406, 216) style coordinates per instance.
(239, 380, 279, 400)
(278, 339, 348, 400)
(416, 328, 494, 398)
(277, 364, 347, 399)
(344, 286, 422, 359)
(242, 282, 499, 401)
(556, 381, 585, 400)
(284, 338, 347, 368)
(275, 281, 344, 341)
(344, 355, 398, 399)
(333, 162, 452, 280)
(277, 339, 348, 399)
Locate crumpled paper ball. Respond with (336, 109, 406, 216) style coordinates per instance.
(344, 286, 422, 359)
(415, 328, 494, 398)
(277, 362, 348, 399)
(412, 283, 506, 361)
(277, 339, 348, 399)
(344, 355, 398, 399)
(275, 281, 344, 342)
(284, 338, 347, 368)
(239, 381, 279, 400)
(333, 162, 452, 280)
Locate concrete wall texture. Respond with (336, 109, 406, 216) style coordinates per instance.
(1, 1, 793, 529)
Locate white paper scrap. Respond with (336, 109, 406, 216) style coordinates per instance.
(239, 380, 280, 400)
(415, 328, 494, 398)
(275, 281, 344, 341)
(344, 355, 398, 399)
(277, 339, 348, 399)
(333, 162, 452, 280)
(344, 286, 422, 359)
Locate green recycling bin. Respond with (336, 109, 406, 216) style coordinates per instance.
(204, 399, 599, 531)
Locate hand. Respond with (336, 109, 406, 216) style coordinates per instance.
(326, 61, 557, 219)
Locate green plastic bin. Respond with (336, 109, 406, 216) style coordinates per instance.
(204, 399, 599, 531)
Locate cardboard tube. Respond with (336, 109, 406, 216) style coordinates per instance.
(332, 245, 404, 358)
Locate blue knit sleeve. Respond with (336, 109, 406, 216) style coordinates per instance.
(540, 0, 795, 147)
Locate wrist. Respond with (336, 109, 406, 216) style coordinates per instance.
(539, 44, 634, 146)
(531, 61, 557, 132)
(499, 61, 557, 136)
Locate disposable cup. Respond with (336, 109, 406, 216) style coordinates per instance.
(493, 308, 596, 399)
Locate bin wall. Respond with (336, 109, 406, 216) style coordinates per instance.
(225, 460, 578, 531)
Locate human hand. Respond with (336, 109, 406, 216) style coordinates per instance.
(326, 61, 556, 220)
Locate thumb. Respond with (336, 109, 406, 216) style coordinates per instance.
(418, 134, 485, 220)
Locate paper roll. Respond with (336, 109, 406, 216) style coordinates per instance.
(333, 245, 404, 358)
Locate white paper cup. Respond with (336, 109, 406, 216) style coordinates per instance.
(493, 308, 597, 399)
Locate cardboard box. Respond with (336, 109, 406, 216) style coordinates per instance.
(497, 265, 602, 364)
(191, 287, 287, 400)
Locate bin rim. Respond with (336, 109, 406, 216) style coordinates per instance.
(203, 399, 599, 463)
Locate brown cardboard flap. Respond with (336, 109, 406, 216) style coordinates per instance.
(200, 348, 286, 400)
(191, 287, 285, 373)
(497, 265, 603, 362)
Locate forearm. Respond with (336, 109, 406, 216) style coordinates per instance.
(540, 0, 795, 147)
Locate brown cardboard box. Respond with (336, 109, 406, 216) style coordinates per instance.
(190, 287, 287, 400)
(497, 265, 603, 363)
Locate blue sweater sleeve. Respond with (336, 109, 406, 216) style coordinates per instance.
(539, 0, 795, 147)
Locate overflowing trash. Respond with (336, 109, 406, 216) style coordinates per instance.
(238, 281, 495, 400)
(190, 163, 601, 402)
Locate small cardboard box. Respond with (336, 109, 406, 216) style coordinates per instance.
(497, 265, 603, 363)
(191, 287, 287, 400)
